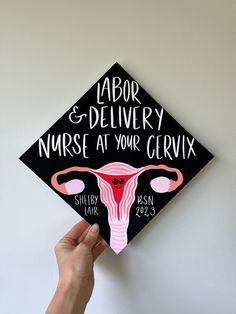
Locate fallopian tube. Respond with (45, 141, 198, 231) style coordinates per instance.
(51, 162, 183, 254)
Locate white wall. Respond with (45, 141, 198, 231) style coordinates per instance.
(1, 1, 236, 313)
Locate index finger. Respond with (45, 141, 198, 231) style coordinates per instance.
(63, 219, 90, 242)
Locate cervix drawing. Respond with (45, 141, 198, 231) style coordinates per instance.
(51, 162, 183, 254)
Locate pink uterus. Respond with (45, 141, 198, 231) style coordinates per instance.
(51, 162, 183, 254)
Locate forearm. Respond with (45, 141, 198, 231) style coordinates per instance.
(46, 280, 88, 314)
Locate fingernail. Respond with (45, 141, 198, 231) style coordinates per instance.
(90, 223, 99, 233)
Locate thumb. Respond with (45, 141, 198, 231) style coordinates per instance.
(81, 224, 100, 249)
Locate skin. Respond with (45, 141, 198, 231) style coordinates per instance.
(46, 220, 108, 314)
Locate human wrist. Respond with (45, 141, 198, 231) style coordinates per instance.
(46, 277, 88, 314)
(58, 274, 81, 290)
(58, 280, 88, 310)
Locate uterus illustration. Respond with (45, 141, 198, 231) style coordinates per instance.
(51, 162, 183, 254)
